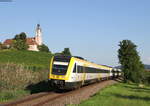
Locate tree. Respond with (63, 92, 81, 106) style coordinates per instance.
(14, 32, 27, 41)
(13, 40, 28, 50)
(19, 32, 27, 40)
(54, 52, 63, 56)
(13, 32, 28, 50)
(62, 48, 72, 56)
(38, 44, 50, 52)
(14, 34, 20, 40)
(0, 42, 2, 50)
(118, 40, 144, 83)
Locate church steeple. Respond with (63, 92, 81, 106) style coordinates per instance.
(37, 24, 40, 30)
(35, 24, 42, 45)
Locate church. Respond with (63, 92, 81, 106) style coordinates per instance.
(3, 24, 43, 51)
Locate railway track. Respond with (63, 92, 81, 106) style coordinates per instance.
(2, 79, 119, 106)
(2, 92, 52, 106)
(2, 91, 67, 106)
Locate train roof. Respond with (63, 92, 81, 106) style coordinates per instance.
(54, 55, 84, 60)
(53, 55, 113, 69)
(100, 64, 113, 68)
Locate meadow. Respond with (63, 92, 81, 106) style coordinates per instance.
(0, 50, 52, 70)
(77, 83, 150, 106)
(0, 50, 52, 102)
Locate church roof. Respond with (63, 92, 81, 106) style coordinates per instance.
(3, 37, 38, 45)
(3, 39, 13, 45)
(26, 38, 38, 45)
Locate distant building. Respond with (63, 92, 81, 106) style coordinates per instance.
(3, 24, 43, 51)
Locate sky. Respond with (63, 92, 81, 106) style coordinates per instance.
(0, 0, 150, 66)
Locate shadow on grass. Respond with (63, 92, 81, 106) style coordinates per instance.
(113, 93, 150, 101)
(26, 80, 53, 94)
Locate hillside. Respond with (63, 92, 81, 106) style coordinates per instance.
(0, 50, 52, 70)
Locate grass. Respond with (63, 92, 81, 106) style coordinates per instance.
(76, 83, 150, 106)
(0, 90, 30, 103)
(0, 50, 53, 103)
(0, 50, 52, 70)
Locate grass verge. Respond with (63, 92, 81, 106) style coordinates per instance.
(0, 90, 30, 103)
(75, 83, 150, 106)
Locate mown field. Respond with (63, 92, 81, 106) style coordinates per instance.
(76, 83, 150, 106)
(0, 50, 53, 102)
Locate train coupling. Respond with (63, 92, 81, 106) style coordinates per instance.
(51, 79, 65, 89)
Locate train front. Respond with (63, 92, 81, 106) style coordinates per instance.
(49, 56, 72, 89)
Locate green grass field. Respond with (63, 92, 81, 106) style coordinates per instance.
(0, 50, 52, 70)
(77, 83, 150, 106)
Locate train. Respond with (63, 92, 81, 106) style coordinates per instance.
(48, 56, 121, 89)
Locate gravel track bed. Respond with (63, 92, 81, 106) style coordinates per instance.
(44, 80, 118, 106)
(2, 79, 118, 106)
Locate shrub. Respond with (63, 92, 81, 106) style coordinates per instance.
(38, 44, 50, 52)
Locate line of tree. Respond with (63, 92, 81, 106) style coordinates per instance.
(118, 40, 150, 84)
(54, 48, 72, 56)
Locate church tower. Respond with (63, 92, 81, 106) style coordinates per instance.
(35, 24, 42, 45)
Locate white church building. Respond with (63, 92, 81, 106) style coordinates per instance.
(3, 24, 43, 51)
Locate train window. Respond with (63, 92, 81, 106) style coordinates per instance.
(77, 66, 79, 73)
(54, 56, 71, 62)
(76, 66, 110, 73)
(52, 64, 68, 75)
(77, 66, 83, 73)
(73, 63, 76, 73)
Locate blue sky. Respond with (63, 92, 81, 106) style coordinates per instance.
(0, 0, 150, 66)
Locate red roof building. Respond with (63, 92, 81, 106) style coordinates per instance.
(3, 24, 42, 51)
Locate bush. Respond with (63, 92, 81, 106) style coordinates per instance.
(38, 44, 50, 52)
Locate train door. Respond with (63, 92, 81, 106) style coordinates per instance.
(73, 63, 77, 81)
(82, 64, 87, 85)
(98, 72, 101, 82)
(112, 69, 115, 78)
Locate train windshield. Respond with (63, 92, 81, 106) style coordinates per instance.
(52, 56, 71, 75)
(52, 61, 69, 75)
